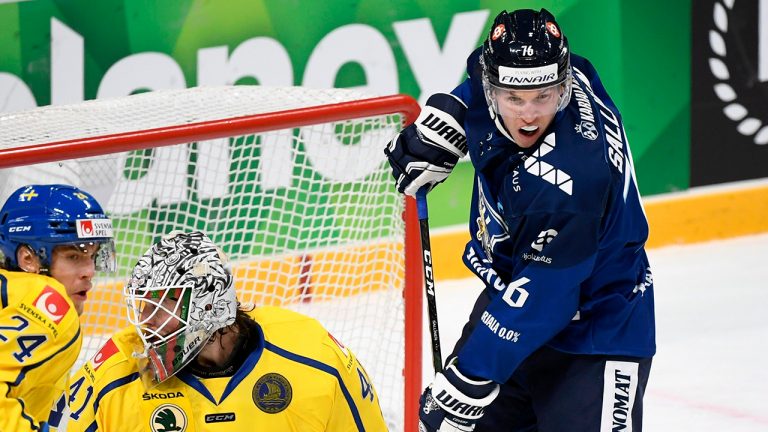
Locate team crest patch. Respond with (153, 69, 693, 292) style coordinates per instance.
(33, 285, 70, 324)
(150, 404, 187, 432)
(253, 373, 292, 413)
(545, 21, 560, 38)
(575, 120, 598, 140)
(491, 24, 505, 40)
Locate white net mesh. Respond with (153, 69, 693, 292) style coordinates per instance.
(0, 86, 417, 431)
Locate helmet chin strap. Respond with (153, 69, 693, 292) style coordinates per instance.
(485, 77, 573, 147)
(488, 106, 516, 142)
(481, 73, 516, 143)
(556, 75, 573, 112)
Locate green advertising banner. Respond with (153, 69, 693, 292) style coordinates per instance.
(0, 0, 690, 229)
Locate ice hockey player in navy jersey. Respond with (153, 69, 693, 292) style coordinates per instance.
(385, 8, 655, 432)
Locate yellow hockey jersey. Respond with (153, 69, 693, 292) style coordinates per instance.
(67, 306, 388, 432)
(0, 269, 82, 432)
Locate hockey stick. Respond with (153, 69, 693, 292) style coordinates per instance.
(416, 189, 443, 374)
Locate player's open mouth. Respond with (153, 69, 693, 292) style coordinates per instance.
(519, 125, 538, 136)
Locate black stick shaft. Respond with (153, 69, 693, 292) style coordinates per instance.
(417, 191, 442, 374)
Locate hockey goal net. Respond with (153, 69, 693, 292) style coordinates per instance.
(0, 86, 422, 431)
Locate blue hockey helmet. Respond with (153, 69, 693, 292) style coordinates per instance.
(0, 184, 116, 273)
(481, 9, 572, 111)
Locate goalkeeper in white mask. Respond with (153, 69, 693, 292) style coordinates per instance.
(66, 231, 387, 432)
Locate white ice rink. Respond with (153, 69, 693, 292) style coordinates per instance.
(422, 233, 768, 431)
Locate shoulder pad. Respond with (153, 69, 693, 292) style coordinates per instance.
(254, 307, 359, 372)
(248, 305, 316, 326)
(324, 331, 356, 373)
(14, 274, 79, 339)
(79, 326, 139, 385)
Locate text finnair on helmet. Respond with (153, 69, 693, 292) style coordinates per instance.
(498, 63, 558, 86)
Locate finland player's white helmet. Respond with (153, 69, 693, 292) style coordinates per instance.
(124, 231, 237, 387)
(480, 9, 573, 128)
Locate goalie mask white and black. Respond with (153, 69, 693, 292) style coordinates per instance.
(124, 231, 237, 387)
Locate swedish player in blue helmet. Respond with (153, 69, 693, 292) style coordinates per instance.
(0, 184, 116, 313)
(386, 8, 655, 432)
(0, 184, 116, 432)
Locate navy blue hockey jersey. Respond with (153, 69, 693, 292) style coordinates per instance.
(450, 49, 656, 383)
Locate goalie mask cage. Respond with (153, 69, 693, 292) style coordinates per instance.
(0, 86, 423, 432)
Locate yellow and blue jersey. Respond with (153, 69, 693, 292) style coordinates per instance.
(67, 306, 388, 432)
(0, 269, 82, 432)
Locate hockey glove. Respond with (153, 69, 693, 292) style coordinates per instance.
(418, 362, 499, 432)
(384, 93, 468, 196)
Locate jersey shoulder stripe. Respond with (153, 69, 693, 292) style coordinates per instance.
(71, 371, 140, 432)
(250, 306, 358, 372)
(265, 341, 365, 432)
(251, 307, 368, 431)
(93, 371, 140, 414)
(69, 327, 141, 431)
(1, 273, 8, 308)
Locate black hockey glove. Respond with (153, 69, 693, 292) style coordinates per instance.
(418, 362, 499, 432)
(384, 93, 468, 196)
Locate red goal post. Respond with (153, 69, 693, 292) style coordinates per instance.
(0, 86, 423, 431)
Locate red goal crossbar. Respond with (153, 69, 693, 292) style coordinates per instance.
(0, 90, 424, 431)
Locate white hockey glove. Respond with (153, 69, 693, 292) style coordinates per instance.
(384, 93, 468, 196)
(418, 362, 500, 432)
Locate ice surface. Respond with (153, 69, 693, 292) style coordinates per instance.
(423, 233, 768, 431)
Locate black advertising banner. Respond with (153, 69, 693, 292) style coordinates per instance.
(692, 0, 768, 186)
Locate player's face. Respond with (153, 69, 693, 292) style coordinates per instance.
(138, 288, 184, 339)
(49, 243, 99, 315)
(494, 85, 560, 148)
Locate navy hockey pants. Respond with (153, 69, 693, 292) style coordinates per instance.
(450, 293, 652, 431)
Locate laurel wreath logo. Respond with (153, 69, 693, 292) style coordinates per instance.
(708, 0, 768, 145)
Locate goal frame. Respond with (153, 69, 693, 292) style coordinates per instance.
(0, 91, 424, 431)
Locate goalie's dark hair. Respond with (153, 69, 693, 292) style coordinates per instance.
(188, 308, 260, 378)
(214, 308, 257, 341)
